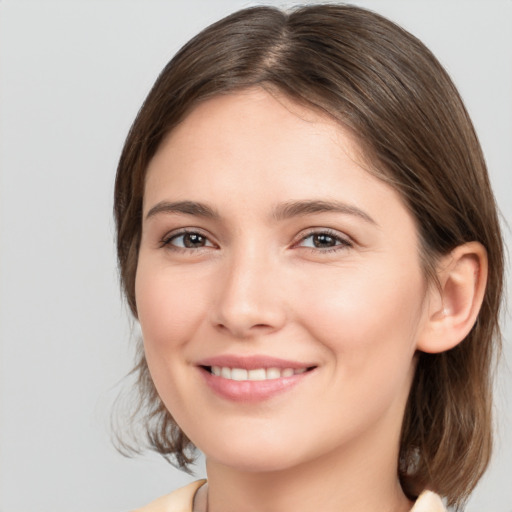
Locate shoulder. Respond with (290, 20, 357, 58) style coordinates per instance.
(132, 480, 207, 512)
(411, 490, 446, 512)
(133, 481, 445, 512)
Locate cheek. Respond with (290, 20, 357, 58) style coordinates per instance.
(134, 261, 212, 419)
(298, 260, 425, 374)
(292, 265, 425, 442)
(135, 262, 208, 358)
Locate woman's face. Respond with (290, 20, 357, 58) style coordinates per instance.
(136, 88, 431, 473)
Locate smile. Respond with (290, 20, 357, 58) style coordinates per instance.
(208, 366, 308, 381)
(197, 356, 317, 402)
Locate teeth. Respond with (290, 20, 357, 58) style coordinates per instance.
(231, 368, 248, 381)
(209, 366, 308, 381)
(266, 367, 281, 379)
(247, 368, 266, 381)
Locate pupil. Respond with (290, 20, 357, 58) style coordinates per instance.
(184, 233, 204, 248)
(314, 234, 335, 247)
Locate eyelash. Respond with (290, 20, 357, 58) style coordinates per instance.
(294, 228, 353, 253)
(160, 229, 215, 253)
(160, 228, 353, 254)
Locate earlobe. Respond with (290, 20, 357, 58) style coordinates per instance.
(417, 242, 488, 354)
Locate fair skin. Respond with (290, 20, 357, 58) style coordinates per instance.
(135, 88, 487, 512)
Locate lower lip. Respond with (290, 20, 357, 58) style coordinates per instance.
(199, 368, 313, 402)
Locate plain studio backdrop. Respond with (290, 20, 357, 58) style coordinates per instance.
(0, 1, 510, 511)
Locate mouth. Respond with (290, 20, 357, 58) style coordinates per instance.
(201, 365, 314, 381)
(196, 357, 317, 402)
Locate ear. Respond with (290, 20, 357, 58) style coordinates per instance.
(417, 242, 488, 354)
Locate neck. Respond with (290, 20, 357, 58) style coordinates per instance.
(205, 426, 413, 512)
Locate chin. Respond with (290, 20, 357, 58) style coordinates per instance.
(199, 436, 307, 474)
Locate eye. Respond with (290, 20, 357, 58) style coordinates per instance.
(162, 230, 215, 250)
(297, 230, 352, 251)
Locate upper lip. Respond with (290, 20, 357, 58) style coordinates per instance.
(196, 355, 316, 370)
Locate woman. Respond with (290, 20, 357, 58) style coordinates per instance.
(114, 5, 504, 511)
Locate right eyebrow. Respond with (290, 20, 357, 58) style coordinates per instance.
(145, 200, 220, 220)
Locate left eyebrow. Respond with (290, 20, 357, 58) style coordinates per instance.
(272, 199, 377, 225)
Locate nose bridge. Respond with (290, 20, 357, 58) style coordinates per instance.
(212, 241, 286, 337)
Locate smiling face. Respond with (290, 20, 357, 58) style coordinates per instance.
(135, 88, 431, 475)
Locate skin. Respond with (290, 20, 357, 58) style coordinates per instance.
(135, 87, 442, 512)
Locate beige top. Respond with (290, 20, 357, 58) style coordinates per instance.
(133, 480, 446, 512)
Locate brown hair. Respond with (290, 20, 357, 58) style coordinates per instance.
(114, 4, 504, 509)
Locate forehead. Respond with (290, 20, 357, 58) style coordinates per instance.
(147, 89, 368, 185)
(173, 87, 361, 148)
(143, 87, 407, 222)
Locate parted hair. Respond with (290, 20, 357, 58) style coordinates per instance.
(113, 4, 504, 509)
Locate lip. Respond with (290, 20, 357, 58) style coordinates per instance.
(196, 355, 317, 402)
(197, 354, 314, 370)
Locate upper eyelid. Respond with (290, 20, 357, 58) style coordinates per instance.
(163, 227, 212, 238)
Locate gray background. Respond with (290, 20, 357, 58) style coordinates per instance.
(0, 1, 510, 510)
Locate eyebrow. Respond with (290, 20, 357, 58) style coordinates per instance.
(145, 200, 220, 220)
(145, 199, 376, 225)
(272, 199, 377, 225)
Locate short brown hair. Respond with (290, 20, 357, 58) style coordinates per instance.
(114, 5, 504, 509)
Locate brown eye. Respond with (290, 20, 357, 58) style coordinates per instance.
(297, 230, 352, 251)
(311, 233, 337, 248)
(182, 233, 207, 248)
(164, 231, 214, 249)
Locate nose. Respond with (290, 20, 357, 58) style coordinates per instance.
(210, 247, 287, 339)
